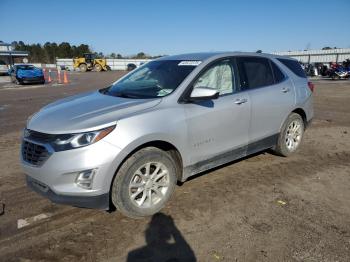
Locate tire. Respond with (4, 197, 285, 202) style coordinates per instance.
(94, 64, 102, 72)
(79, 64, 87, 72)
(111, 147, 177, 218)
(273, 113, 305, 157)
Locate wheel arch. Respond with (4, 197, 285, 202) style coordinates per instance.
(278, 108, 308, 135)
(292, 108, 307, 127)
(126, 140, 183, 180)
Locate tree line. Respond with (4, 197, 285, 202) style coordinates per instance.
(11, 41, 91, 63)
(7, 41, 162, 63)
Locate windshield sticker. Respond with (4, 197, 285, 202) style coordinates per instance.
(178, 61, 202, 66)
(157, 89, 173, 96)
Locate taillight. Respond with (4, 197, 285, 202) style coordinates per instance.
(308, 81, 315, 92)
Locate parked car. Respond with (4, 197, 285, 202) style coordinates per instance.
(21, 52, 313, 218)
(329, 67, 349, 80)
(0, 60, 9, 75)
(9, 64, 45, 84)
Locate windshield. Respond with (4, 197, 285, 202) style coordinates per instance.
(17, 65, 36, 70)
(101, 60, 198, 99)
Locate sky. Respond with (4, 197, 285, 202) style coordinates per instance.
(1, 0, 350, 56)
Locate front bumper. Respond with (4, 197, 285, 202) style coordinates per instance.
(21, 138, 122, 210)
(18, 76, 45, 84)
(27, 175, 109, 209)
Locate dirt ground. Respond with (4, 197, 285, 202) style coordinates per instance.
(0, 72, 349, 262)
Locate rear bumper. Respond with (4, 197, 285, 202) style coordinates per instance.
(26, 175, 110, 209)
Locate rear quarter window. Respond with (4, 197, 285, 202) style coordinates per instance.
(277, 58, 306, 78)
(271, 61, 286, 83)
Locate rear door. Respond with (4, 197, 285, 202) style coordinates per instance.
(236, 56, 295, 150)
(184, 58, 251, 167)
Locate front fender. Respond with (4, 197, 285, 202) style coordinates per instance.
(103, 134, 186, 191)
(102, 106, 190, 188)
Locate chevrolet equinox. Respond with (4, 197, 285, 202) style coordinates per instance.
(21, 52, 313, 218)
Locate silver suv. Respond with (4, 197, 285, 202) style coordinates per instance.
(21, 52, 313, 218)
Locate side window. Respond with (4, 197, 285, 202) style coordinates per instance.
(193, 60, 235, 95)
(237, 57, 274, 89)
(271, 61, 285, 83)
(277, 58, 306, 78)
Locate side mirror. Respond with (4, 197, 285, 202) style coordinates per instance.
(188, 87, 219, 102)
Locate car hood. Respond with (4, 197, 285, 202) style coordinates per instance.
(28, 91, 161, 134)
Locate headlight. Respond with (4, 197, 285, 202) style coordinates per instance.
(51, 125, 115, 151)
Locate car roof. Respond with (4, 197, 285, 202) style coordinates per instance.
(157, 52, 294, 62)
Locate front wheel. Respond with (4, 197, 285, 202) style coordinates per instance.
(273, 113, 304, 157)
(79, 63, 87, 72)
(94, 64, 102, 72)
(111, 147, 177, 218)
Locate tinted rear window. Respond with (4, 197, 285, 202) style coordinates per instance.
(271, 61, 285, 83)
(17, 65, 36, 70)
(237, 57, 274, 89)
(277, 58, 306, 78)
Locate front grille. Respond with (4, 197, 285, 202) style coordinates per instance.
(25, 129, 56, 143)
(22, 141, 50, 166)
(22, 76, 43, 81)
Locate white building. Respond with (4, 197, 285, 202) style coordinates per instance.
(56, 58, 150, 71)
(0, 42, 29, 65)
(272, 48, 350, 64)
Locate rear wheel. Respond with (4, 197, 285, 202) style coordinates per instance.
(111, 147, 177, 218)
(273, 113, 304, 157)
(79, 63, 87, 72)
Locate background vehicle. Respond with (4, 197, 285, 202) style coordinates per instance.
(9, 64, 45, 84)
(73, 53, 110, 72)
(330, 67, 349, 80)
(126, 63, 137, 71)
(0, 60, 9, 75)
(22, 52, 313, 218)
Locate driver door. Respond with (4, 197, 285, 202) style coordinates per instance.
(183, 58, 251, 169)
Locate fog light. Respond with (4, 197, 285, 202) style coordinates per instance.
(75, 169, 97, 189)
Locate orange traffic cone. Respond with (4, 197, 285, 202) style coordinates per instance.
(63, 71, 69, 84)
(48, 69, 52, 83)
(57, 70, 62, 84)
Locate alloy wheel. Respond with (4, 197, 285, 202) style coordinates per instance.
(129, 162, 170, 208)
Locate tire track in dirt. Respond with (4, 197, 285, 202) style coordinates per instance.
(1, 149, 349, 261)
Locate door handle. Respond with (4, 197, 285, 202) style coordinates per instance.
(234, 98, 248, 105)
(282, 87, 290, 93)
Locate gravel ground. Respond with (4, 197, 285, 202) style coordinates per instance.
(0, 72, 349, 262)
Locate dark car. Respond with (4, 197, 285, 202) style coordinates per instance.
(9, 64, 45, 85)
(126, 63, 137, 71)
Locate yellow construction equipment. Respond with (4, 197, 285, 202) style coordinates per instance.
(73, 53, 109, 72)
